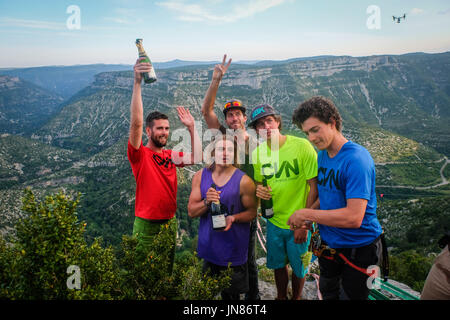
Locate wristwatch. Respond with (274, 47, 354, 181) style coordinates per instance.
(203, 198, 210, 208)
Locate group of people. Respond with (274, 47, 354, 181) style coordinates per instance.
(127, 55, 385, 300)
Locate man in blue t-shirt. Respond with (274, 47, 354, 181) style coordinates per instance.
(288, 96, 383, 300)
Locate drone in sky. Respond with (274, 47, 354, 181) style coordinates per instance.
(393, 14, 406, 23)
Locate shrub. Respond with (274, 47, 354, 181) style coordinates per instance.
(0, 189, 231, 300)
(389, 250, 434, 292)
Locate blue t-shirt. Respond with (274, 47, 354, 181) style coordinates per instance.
(317, 141, 382, 248)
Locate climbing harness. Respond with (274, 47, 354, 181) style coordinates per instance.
(255, 219, 417, 300)
(311, 229, 390, 279)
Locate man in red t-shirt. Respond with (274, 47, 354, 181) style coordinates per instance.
(128, 58, 201, 270)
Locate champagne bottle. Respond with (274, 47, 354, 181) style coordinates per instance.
(135, 38, 157, 84)
(210, 183, 226, 231)
(261, 178, 274, 219)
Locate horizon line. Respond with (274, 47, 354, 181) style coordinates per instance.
(1, 50, 449, 69)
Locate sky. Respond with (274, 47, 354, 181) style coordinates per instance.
(0, 0, 449, 68)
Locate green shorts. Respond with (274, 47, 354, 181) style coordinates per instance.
(132, 216, 177, 274)
(266, 220, 311, 278)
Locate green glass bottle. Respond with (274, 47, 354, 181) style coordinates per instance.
(210, 183, 226, 231)
(261, 178, 274, 219)
(135, 38, 157, 84)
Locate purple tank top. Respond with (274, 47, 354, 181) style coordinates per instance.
(198, 167, 250, 266)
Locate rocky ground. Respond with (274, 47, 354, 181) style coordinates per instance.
(252, 259, 420, 300)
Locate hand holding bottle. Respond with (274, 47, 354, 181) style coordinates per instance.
(206, 187, 221, 205)
(135, 39, 157, 83)
(209, 184, 226, 231)
(258, 179, 274, 219)
(256, 183, 272, 200)
(134, 58, 152, 84)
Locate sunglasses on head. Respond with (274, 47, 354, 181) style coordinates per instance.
(224, 100, 242, 109)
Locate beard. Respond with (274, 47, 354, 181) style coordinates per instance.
(150, 133, 167, 148)
(227, 121, 245, 130)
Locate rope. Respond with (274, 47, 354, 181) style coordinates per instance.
(256, 218, 267, 253)
(307, 272, 323, 300)
(256, 227, 267, 253)
(337, 253, 377, 278)
(256, 218, 266, 243)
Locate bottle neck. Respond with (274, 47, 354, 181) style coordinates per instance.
(136, 43, 147, 56)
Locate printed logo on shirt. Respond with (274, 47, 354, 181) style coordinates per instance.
(152, 154, 175, 169)
(261, 158, 299, 180)
(318, 167, 341, 190)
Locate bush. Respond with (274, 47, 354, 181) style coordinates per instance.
(389, 250, 434, 292)
(0, 189, 231, 300)
(0, 236, 21, 299)
(118, 226, 178, 300)
(174, 251, 232, 300)
(1, 188, 120, 299)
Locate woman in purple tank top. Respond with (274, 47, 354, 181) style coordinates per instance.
(188, 136, 257, 299)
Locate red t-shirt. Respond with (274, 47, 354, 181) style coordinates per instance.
(127, 140, 184, 220)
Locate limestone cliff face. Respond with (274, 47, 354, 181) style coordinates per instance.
(0, 76, 20, 89)
(32, 52, 450, 156)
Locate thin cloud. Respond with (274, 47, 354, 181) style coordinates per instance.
(104, 17, 131, 24)
(156, 0, 288, 23)
(409, 8, 424, 16)
(103, 7, 143, 25)
(0, 17, 65, 30)
(437, 8, 450, 15)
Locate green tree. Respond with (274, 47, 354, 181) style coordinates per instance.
(390, 250, 434, 292)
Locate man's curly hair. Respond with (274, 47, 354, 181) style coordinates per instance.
(292, 96, 342, 132)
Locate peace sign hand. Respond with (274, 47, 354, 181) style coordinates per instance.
(212, 54, 232, 82)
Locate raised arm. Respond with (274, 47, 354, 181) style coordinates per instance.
(172, 106, 202, 166)
(201, 54, 232, 130)
(129, 58, 152, 149)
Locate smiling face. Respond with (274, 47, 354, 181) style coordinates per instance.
(225, 109, 247, 130)
(301, 116, 336, 150)
(146, 119, 170, 148)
